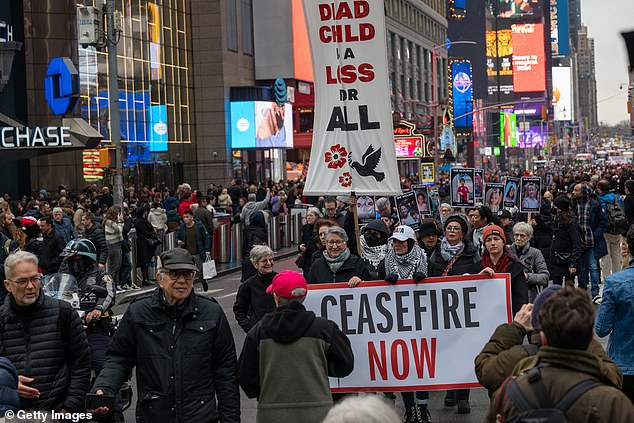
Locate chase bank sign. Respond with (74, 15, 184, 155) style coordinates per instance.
(1, 126, 72, 148)
(44, 57, 79, 115)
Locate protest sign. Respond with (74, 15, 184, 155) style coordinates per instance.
(474, 170, 484, 200)
(520, 177, 541, 213)
(394, 191, 420, 230)
(412, 185, 431, 217)
(485, 183, 504, 213)
(304, 274, 512, 392)
(302, 0, 400, 195)
(357, 195, 377, 224)
(503, 177, 520, 209)
(450, 168, 475, 208)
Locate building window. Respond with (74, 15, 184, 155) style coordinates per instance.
(226, 0, 238, 52)
(241, 0, 253, 55)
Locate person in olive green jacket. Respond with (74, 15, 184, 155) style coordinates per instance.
(475, 285, 622, 396)
(485, 288, 634, 422)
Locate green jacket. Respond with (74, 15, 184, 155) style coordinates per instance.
(487, 347, 634, 422)
(475, 321, 622, 395)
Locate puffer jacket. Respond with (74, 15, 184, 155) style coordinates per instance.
(549, 218, 583, 277)
(487, 347, 634, 422)
(475, 322, 622, 396)
(307, 253, 371, 284)
(0, 292, 91, 411)
(93, 289, 240, 423)
(85, 223, 108, 265)
(512, 244, 549, 301)
(148, 207, 167, 232)
(238, 301, 354, 423)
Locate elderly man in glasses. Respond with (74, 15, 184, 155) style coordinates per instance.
(0, 251, 91, 413)
(91, 248, 240, 423)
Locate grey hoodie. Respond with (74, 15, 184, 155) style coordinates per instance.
(240, 191, 270, 225)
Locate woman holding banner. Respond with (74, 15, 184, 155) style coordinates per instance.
(427, 214, 482, 414)
(307, 226, 370, 286)
(377, 225, 430, 423)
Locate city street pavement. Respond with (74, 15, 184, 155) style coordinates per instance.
(111, 253, 492, 423)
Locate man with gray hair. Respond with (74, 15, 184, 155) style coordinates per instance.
(0, 251, 91, 412)
(240, 188, 271, 226)
(52, 207, 76, 243)
(322, 395, 400, 423)
(238, 270, 354, 423)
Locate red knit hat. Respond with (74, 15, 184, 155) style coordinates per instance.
(482, 224, 506, 244)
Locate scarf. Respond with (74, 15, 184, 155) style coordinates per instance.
(481, 252, 513, 273)
(440, 237, 464, 262)
(384, 243, 428, 279)
(323, 248, 351, 274)
(360, 236, 387, 269)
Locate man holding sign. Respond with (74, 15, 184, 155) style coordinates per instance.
(238, 271, 354, 423)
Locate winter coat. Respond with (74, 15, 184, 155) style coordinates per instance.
(53, 217, 76, 243)
(0, 357, 20, 414)
(531, 211, 553, 267)
(176, 222, 211, 260)
(162, 196, 179, 212)
(240, 191, 271, 226)
(512, 244, 549, 301)
(241, 212, 269, 282)
(595, 264, 634, 374)
(217, 190, 232, 210)
(572, 195, 609, 258)
(177, 198, 193, 217)
(233, 271, 277, 333)
(134, 216, 156, 265)
(475, 322, 622, 396)
(427, 240, 482, 277)
(487, 347, 634, 422)
(93, 289, 240, 423)
(549, 218, 583, 277)
(624, 193, 634, 226)
(194, 206, 214, 236)
(166, 209, 181, 232)
(39, 230, 66, 274)
(0, 292, 91, 411)
(238, 301, 354, 423)
(307, 253, 371, 284)
(85, 223, 108, 265)
(148, 208, 167, 232)
(483, 255, 528, 315)
(104, 219, 124, 244)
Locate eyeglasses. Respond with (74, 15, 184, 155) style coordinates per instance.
(9, 275, 42, 286)
(445, 226, 462, 232)
(327, 240, 345, 246)
(164, 270, 196, 280)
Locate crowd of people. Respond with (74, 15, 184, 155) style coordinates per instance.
(0, 162, 634, 422)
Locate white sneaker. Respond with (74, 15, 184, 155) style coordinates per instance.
(592, 295, 602, 305)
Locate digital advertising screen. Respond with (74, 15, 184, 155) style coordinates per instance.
(498, 0, 542, 18)
(512, 23, 546, 93)
(517, 125, 546, 148)
(451, 61, 473, 128)
(550, 0, 569, 56)
(147, 105, 168, 152)
(230, 101, 294, 149)
(499, 110, 517, 147)
(486, 20, 514, 102)
(552, 66, 572, 121)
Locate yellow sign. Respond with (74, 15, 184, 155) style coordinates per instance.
(420, 161, 435, 184)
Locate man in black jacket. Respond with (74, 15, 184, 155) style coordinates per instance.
(37, 216, 66, 275)
(91, 248, 240, 423)
(0, 251, 91, 412)
(238, 270, 354, 423)
(81, 211, 108, 269)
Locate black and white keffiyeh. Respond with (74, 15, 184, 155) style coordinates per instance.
(384, 243, 428, 279)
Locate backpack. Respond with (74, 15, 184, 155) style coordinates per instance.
(496, 367, 602, 423)
(606, 196, 628, 235)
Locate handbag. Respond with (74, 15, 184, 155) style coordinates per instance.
(554, 252, 572, 266)
(203, 257, 217, 280)
(145, 235, 161, 249)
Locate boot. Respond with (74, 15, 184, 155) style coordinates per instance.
(457, 399, 471, 414)
(444, 390, 456, 406)
(404, 404, 424, 423)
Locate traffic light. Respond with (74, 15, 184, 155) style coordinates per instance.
(99, 146, 116, 168)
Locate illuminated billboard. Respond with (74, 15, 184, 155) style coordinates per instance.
(517, 126, 546, 148)
(550, 0, 569, 56)
(512, 23, 546, 93)
(147, 105, 168, 152)
(486, 20, 514, 102)
(230, 101, 294, 149)
(498, 0, 541, 18)
(500, 110, 517, 147)
(552, 66, 572, 121)
(451, 61, 473, 128)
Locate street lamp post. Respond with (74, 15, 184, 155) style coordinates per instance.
(431, 40, 477, 181)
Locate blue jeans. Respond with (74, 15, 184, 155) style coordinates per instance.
(402, 391, 429, 407)
(577, 247, 600, 296)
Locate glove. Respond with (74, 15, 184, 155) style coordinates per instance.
(385, 274, 398, 284)
(413, 272, 426, 284)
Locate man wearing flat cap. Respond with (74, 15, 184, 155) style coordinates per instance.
(91, 248, 240, 423)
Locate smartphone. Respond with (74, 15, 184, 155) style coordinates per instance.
(85, 393, 115, 409)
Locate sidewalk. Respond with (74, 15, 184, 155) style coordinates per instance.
(117, 246, 299, 304)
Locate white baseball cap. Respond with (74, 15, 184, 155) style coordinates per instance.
(390, 225, 416, 241)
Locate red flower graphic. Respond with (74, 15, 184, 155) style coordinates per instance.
(324, 144, 348, 169)
(339, 172, 352, 188)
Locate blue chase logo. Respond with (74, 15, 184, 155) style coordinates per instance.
(44, 57, 79, 115)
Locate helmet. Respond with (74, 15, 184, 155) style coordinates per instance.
(60, 239, 97, 262)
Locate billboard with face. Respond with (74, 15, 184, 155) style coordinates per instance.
(511, 23, 546, 93)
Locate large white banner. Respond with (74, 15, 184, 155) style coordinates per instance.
(301, 0, 400, 195)
(552, 66, 572, 121)
(304, 275, 512, 392)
